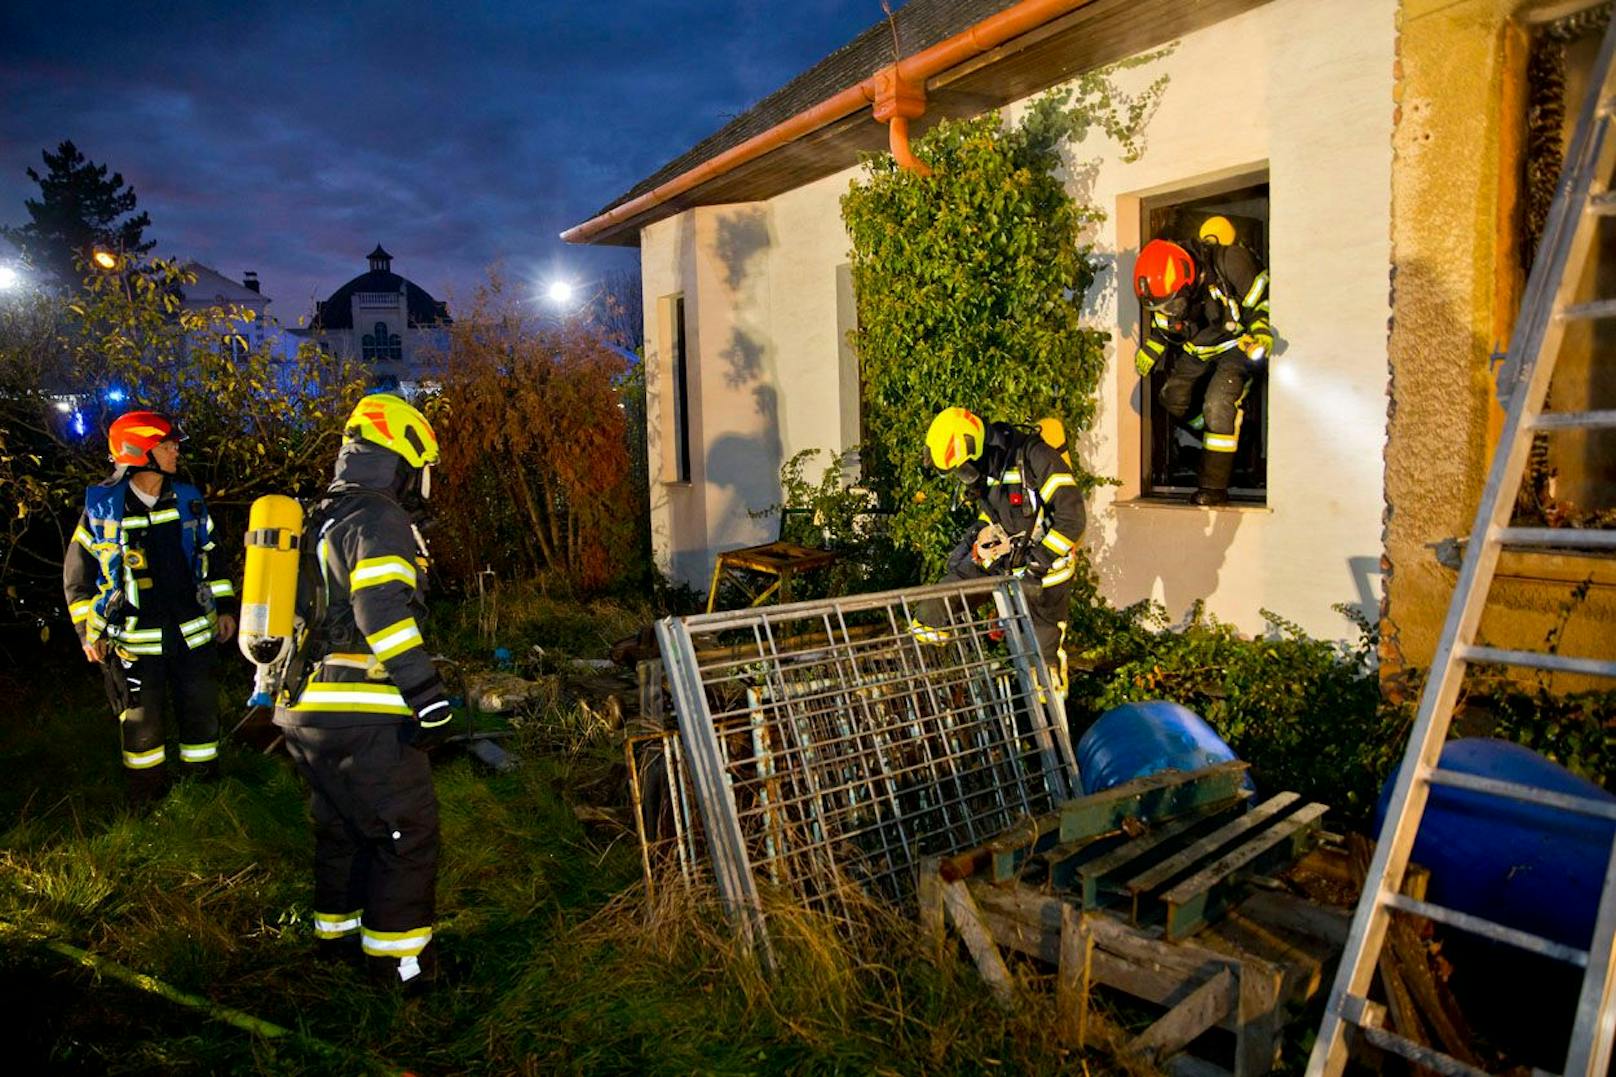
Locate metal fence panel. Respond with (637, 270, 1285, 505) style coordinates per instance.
(654, 577, 1079, 937)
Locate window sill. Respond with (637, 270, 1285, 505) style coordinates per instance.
(1114, 497, 1272, 514)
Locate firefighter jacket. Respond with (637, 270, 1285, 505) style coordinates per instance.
(1139, 241, 1273, 367)
(276, 441, 449, 730)
(949, 423, 1085, 590)
(63, 475, 235, 654)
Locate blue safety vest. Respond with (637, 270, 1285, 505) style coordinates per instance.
(81, 479, 219, 652)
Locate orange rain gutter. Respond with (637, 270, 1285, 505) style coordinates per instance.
(561, 0, 1097, 244)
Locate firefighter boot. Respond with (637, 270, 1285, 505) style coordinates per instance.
(1191, 443, 1237, 506)
(316, 936, 364, 970)
(367, 939, 444, 994)
(125, 766, 170, 812)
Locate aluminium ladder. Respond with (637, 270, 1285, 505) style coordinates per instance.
(1309, 15, 1616, 1077)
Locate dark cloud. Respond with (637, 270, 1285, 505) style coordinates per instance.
(0, 0, 889, 319)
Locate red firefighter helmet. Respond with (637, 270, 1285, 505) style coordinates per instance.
(1134, 239, 1198, 310)
(108, 410, 178, 466)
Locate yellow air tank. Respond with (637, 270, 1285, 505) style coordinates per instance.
(239, 494, 304, 706)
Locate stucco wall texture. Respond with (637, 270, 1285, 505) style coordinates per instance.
(1386, 0, 1616, 679)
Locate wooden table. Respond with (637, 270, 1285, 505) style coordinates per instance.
(704, 541, 839, 614)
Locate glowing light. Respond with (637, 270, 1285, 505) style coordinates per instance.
(0, 266, 18, 291)
(70, 411, 87, 437)
(545, 280, 574, 305)
(54, 401, 72, 413)
(92, 249, 119, 270)
(106, 387, 126, 403)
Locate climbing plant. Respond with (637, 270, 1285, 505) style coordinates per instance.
(841, 64, 1165, 576)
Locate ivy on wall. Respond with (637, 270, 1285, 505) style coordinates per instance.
(840, 64, 1165, 576)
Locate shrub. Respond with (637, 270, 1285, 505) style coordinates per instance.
(841, 69, 1164, 576)
(1070, 598, 1408, 824)
(428, 275, 639, 593)
(749, 448, 916, 600)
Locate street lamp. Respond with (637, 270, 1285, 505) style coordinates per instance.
(92, 249, 120, 271)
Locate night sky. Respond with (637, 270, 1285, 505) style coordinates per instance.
(0, 1, 891, 320)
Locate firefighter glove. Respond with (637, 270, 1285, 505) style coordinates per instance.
(1134, 347, 1157, 378)
(405, 697, 457, 752)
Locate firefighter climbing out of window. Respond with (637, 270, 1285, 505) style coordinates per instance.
(1133, 216, 1274, 506)
(910, 407, 1085, 698)
(274, 392, 454, 989)
(63, 410, 237, 806)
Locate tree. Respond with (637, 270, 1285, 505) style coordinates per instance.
(593, 267, 643, 353)
(430, 272, 639, 591)
(3, 141, 156, 288)
(0, 255, 364, 659)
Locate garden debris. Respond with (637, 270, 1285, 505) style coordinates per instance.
(464, 670, 559, 713)
(1345, 833, 1479, 1067)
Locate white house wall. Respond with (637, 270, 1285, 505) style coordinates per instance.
(640, 0, 1395, 640)
(1073, 0, 1395, 639)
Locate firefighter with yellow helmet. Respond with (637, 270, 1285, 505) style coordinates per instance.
(63, 409, 237, 806)
(912, 407, 1085, 694)
(273, 392, 454, 989)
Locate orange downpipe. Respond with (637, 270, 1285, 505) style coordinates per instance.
(561, 0, 1097, 243)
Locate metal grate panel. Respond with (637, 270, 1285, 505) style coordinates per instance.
(655, 577, 1078, 942)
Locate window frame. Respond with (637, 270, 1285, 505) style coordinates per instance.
(1132, 168, 1273, 505)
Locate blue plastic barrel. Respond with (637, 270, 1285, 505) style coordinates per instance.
(1077, 701, 1245, 796)
(1375, 738, 1616, 950)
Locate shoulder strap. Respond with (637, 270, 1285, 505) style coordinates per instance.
(85, 481, 127, 523)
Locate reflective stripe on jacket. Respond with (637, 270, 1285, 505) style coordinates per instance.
(62, 477, 233, 649)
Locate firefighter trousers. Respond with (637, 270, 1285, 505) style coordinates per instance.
(102, 623, 220, 790)
(1158, 351, 1253, 491)
(916, 561, 1070, 691)
(282, 723, 440, 983)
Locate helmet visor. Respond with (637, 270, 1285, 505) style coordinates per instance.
(950, 459, 982, 487)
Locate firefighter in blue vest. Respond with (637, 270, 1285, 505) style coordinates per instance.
(63, 410, 237, 804)
(911, 407, 1085, 695)
(1133, 217, 1274, 506)
(274, 393, 453, 989)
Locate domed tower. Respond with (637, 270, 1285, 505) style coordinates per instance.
(310, 245, 451, 389)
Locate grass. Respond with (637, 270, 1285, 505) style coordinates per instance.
(0, 594, 1106, 1075)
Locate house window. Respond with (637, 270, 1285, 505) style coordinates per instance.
(362, 320, 402, 362)
(835, 263, 866, 478)
(671, 296, 691, 483)
(1139, 176, 1272, 503)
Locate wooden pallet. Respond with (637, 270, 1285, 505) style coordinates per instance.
(920, 765, 1345, 1075)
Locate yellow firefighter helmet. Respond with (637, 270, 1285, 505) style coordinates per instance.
(925, 407, 986, 471)
(1198, 215, 1237, 246)
(344, 393, 440, 468)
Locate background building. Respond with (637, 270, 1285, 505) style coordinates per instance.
(309, 245, 451, 389)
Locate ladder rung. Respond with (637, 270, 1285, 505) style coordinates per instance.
(1558, 298, 1616, 321)
(1590, 190, 1616, 215)
(1383, 893, 1589, 965)
(1459, 645, 1616, 679)
(1495, 526, 1616, 551)
(1357, 1023, 1495, 1077)
(1425, 767, 1616, 820)
(1533, 409, 1616, 430)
